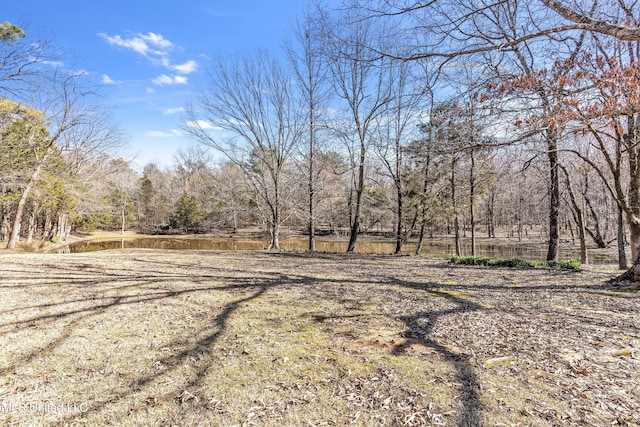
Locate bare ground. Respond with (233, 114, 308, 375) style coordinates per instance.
(0, 249, 638, 426)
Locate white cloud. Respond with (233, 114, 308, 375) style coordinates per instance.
(99, 32, 199, 80)
(142, 32, 173, 50)
(164, 107, 185, 115)
(173, 75, 188, 84)
(171, 60, 198, 74)
(101, 74, 119, 85)
(146, 87, 156, 94)
(145, 129, 183, 138)
(152, 74, 188, 86)
(186, 120, 218, 130)
(98, 32, 174, 56)
(42, 60, 65, 67)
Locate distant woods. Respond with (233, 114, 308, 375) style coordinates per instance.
(1, 1, 640, 268)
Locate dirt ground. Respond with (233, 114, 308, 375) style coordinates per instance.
(0, 249, 638, 426)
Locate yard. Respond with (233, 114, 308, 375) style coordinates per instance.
(0, 250, 638, 426)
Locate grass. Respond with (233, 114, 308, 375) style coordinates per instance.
(449, 255, 582, 270)
(0, 250, 637, 426)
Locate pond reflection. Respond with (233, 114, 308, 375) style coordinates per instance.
(64, 236, 618, 264)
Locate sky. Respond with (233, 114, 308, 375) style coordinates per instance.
(5, 0, 316, 169)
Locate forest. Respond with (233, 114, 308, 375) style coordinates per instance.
(1, 1, 640, 268)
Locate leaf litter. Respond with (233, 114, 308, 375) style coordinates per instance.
(0, 249, 637, 426)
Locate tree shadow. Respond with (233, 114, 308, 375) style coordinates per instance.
(0, 255, 299, 425)
(384, 278, 484, 427)
(2, 251, 637, 426)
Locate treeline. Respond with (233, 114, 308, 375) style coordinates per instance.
(1, 1, 639, 269)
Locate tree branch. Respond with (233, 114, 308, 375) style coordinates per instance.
(540, 0, 640, 40)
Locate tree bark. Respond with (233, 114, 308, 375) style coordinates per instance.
(546, 132, 560, 261)
(469, 149, 476, 256)
(7, 149, 50, 249)
(26, 201, 38, 244)
(486, 189, 495, 238)
(42, 208, 53, 241)
(581, 181, 606, 248)
(267, 182, 281, 251)
(1, 205, 9, 241)
(57, 212, 70, 242)
(540, 0, 640, 41)
(308, 119, 316, 252)
(561, 165, 587, 264)
(451, 156, 461, 256)
(394, 184, 403, 254)
(346, 141, 365, 253)
(617, 205, 628, 270)
(415, 153, 431, 256)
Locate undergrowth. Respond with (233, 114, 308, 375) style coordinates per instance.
(449, 255, 581, 270)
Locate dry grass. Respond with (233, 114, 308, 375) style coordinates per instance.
(0, 249, 638, 426)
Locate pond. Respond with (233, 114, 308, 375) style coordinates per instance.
(63, 236, 619, 264)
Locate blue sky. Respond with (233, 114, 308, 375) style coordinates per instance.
(6, 0, 315, 169)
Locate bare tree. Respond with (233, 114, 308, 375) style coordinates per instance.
(185, 51, 303, 250)
(138, 163, 174, 232)
(350, 0, 589, 260)
(210, 162, 254, 232)
(106, 158, 139, 236)
(560, 163, 588, 264)
(568, 48, 640, 266)
(286, 5, 331, 252)
(0, 22, 56, 100)
(4, 67, 97, 249)
(374, 59, 429, 254)
(540, 0, 640, 40)
(321, 4, 393, 252)
(353, 0, 640, 63)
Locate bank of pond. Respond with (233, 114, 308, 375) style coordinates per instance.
(62, 236, 618, 265)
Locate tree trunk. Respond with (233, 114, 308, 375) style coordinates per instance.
(232, 209, 238, 233)
(308, 104, 316, 253)
(26, 201, 39, 244)
(415, 151, 431, 256)
(617, 205, 627, 270)
(393, 124, 404, 254)
(269, 221, 280, 251)
(42, 209, 53, 241)
(56, 213, 67, 242)
(582, 180, 607, 246)
(629, 219, 640, 267)
(546, 132, 560, 261)
(486, 189, 496, 238)
(347, 141, 366, 253)
(627, 114, 640, 263)
(394, 176, 403, 254)
(7, 149, 50, 249)
(561, 166, 587, 264)
(615, 219, 640, 281)
(308, 175, 316, 252)
(1, 206, 9, 241)
(121, 193, 126, 236)
(454, 216, 461, 256)
(268, 184, 281, 251)
(416, 222, 426, 255)
(451, 156, 461, 256)
(469, 149, 476, 256)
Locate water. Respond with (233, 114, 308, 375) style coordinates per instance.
(64, 236, 619, 264)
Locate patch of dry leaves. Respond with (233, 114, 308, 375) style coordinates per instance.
(0, 250, 638, 426)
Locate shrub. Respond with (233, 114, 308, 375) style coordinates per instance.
(170, 193, 204, 232)
(449, 255, 580, 270)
